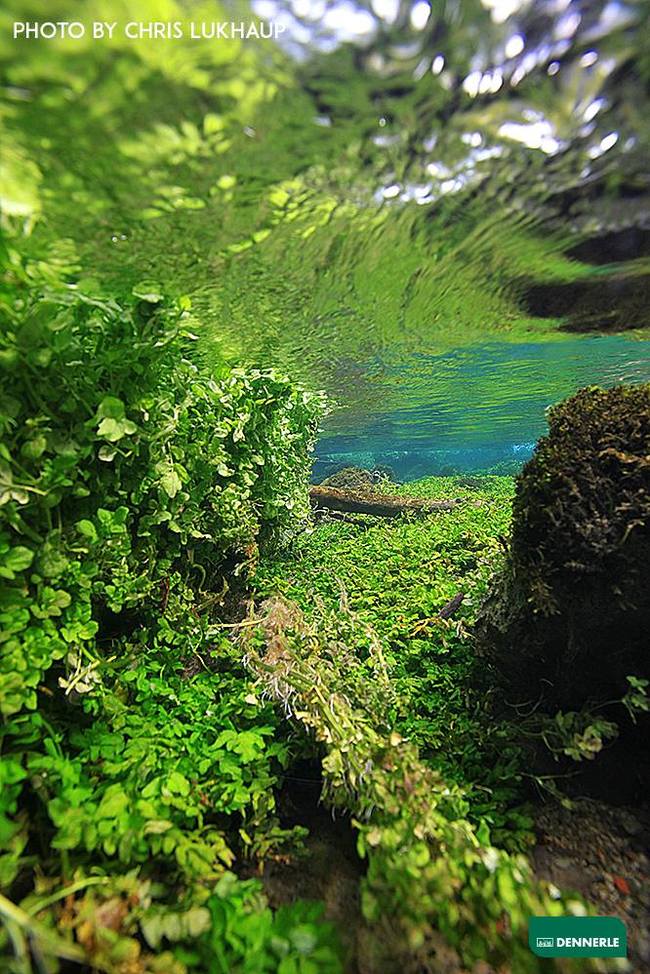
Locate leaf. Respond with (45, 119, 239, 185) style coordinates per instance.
(132, 281, 164, 303)
(185, 906, 211, 937)
(230, 731, 263, 761)
(143, 819, 174, 835)
(97, 417, 137, 442)
(21, 435, 47, 460)
(140, 915, 165, 949)
(5, 546, 34, 572)
(166, 771, 190, 796)
(97, 786, 130, 820)
(203, 113, 225, 135)
(365, 827, 382, 847)
(97, 418, 123, 441)
(289, 925, 318, 955)
(96, 397, 126, 420)
(76, 519, 98, 542)
(160, 467, 182, 498)
(41, 587, 72, 616)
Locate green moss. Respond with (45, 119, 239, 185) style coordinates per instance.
(479, 385, 650, 708)
(512, 384, 650, 607)
(477, 385, 650, 795)
(319, 465, 389, 491)
(254, 476, 531, 841)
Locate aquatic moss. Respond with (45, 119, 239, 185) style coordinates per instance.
(478, 385, 650, 757)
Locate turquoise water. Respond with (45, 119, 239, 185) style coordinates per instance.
(316, 336, 650, 480)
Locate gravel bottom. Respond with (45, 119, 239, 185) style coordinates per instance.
(533, 799, 650, 973)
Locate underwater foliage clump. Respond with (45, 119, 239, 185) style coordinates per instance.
(0, 269, 612, 973)
(0, 269, 322, 721)
(241, 594, 588, 973)
(1, 0, 649, 967)
(254, 475, 528, 831)
(0, 241, 344, 970)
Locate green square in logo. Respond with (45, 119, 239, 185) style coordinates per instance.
(529, 917, 627, 958)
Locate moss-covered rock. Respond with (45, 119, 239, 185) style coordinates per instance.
(319, 465, 394, 492)
(478, 384, 650, 715)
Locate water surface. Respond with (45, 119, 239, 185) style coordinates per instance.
(2, 0, 649, 477)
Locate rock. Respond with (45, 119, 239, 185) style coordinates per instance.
(636, 934, 650, 965)
(619, 811, 644, 837)
(555, 856, 573, 870)
(319, 465, 388, 493)
(477, 384, 650, 713)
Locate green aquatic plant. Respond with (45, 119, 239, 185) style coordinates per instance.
(240, 595, 591, 972)
(0, 234, 339, 969)
(2, 0, 648, 965)
(1, 869, 341, 974)
(0, 272, 321, 719)
(254, 476, 530, 841)
(0, 272, 635, 974)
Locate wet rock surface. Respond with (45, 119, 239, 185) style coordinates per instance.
(318, 465, 395, 492)
(477, 386, 650, 796)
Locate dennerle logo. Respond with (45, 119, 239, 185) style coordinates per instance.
(529, 917, 627, 958)
(537, 936, 622, 948)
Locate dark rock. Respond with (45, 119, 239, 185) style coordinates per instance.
(476, 385, 650, 795)
(522, 271, 650, 332)
(620, 811, 644, 837)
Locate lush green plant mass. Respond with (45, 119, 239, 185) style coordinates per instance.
(1, 2, 645, 970)
(0, 257, 603, 974)
(245, 474, 638, 972)
(254, 476, 527, 836)
(0, 234, 341, 971)
(1, 269, 623, 974)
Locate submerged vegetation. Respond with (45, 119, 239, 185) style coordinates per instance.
(2, 305, 643, 969)
(0, 248, 336, 969)
(1, 0, 650, 970)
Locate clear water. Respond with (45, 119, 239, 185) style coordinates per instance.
(317, 336, 650, 479)
(2, 0, 649, 479)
